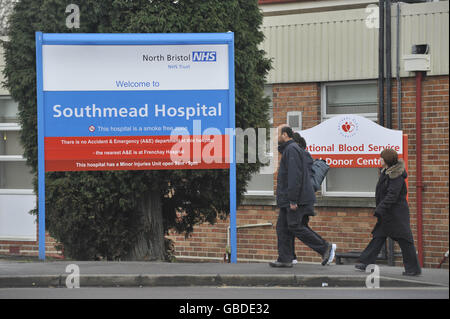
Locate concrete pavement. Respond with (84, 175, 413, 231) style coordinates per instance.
(0, 259, 448, 288)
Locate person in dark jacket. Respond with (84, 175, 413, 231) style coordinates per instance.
(355, 148, 421, 276)
(289, 132, 323, 264)
(294, 132, 307, 150)
(270, 125, 336, 268)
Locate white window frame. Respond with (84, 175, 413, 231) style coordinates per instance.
(321, 80, 378, 198)
(0, 96, 36, 241)
(0, 108, 34, 195)
(321, 170, 377, 197)
(321, 80, 378, 122)
(244, 85, 275, 197)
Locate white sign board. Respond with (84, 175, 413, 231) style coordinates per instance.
(298, 114, 404, 168)
(42, 44, 229, 91)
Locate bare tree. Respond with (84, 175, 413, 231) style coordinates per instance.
(0, 0, 18, 36)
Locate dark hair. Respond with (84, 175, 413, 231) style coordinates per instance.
(281, 126, 294, 138)
(380, 148, 398, 167)
(293, 132, 307, 149)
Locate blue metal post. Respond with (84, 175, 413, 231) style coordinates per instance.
(228, 33, 237, 263)
(35, 32, 46, 260)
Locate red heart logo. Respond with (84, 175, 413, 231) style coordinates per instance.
(342, 122, 350, 132)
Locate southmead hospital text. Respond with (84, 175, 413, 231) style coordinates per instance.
(52, 102, 222, 121)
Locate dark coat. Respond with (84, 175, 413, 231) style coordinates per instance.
(372, 160, 414, 242)
(276, 140, 316, 210)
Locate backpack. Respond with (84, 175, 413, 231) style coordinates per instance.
(310, 159, 330, 192)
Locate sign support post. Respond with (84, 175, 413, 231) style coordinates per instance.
(36, 32, 46, 260)
(228, 34, 237, 263)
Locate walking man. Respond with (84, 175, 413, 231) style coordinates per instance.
(270, 125, 336, 267)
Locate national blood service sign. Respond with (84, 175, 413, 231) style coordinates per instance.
(298, 115, 405, 168)
(35, 33, 237, 261)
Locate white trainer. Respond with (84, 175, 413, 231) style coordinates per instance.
(327, 244, 337, 265)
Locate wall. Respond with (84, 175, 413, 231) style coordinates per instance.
(0, 231, 63, 259)
(261, 1, 449, 83)
(167, 205, 377, 264)
(393, 75, 449, 267)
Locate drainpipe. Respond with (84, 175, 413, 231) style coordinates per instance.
(386, 0, 392, 129)
(385, 0, 395, 266)
(415, 70, 424, 267)
(378, 0, 385, 127)
(396, 1, 402, 130)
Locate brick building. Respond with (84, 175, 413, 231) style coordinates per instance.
(1, 0, 448, 267)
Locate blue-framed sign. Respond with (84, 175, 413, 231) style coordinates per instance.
(35, 32, 237, 262)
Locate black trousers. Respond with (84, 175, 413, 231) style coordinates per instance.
(359, 236, 421, 273)
(290, 216, 324, 260)
(276, 206, 328, 263)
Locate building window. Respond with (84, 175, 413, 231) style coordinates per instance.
(245, 85, 274, 197)
(0, 96, 36, 241)
(322, 81, 378, 121)
(0, 97, 19, 123)
(0, 97, 33, 192)
(0, 96, 33, 194)
(321, 81, 379, 197)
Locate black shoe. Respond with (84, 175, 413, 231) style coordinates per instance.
(269, 261, 293, 268)
(402, 270, 421, 276)
(355, 263, 368, 272)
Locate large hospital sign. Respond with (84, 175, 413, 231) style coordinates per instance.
(36, 33, 237, 261)
(40, 35, 233, 171)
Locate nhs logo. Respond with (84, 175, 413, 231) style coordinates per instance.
(192, 51, 217, 62)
